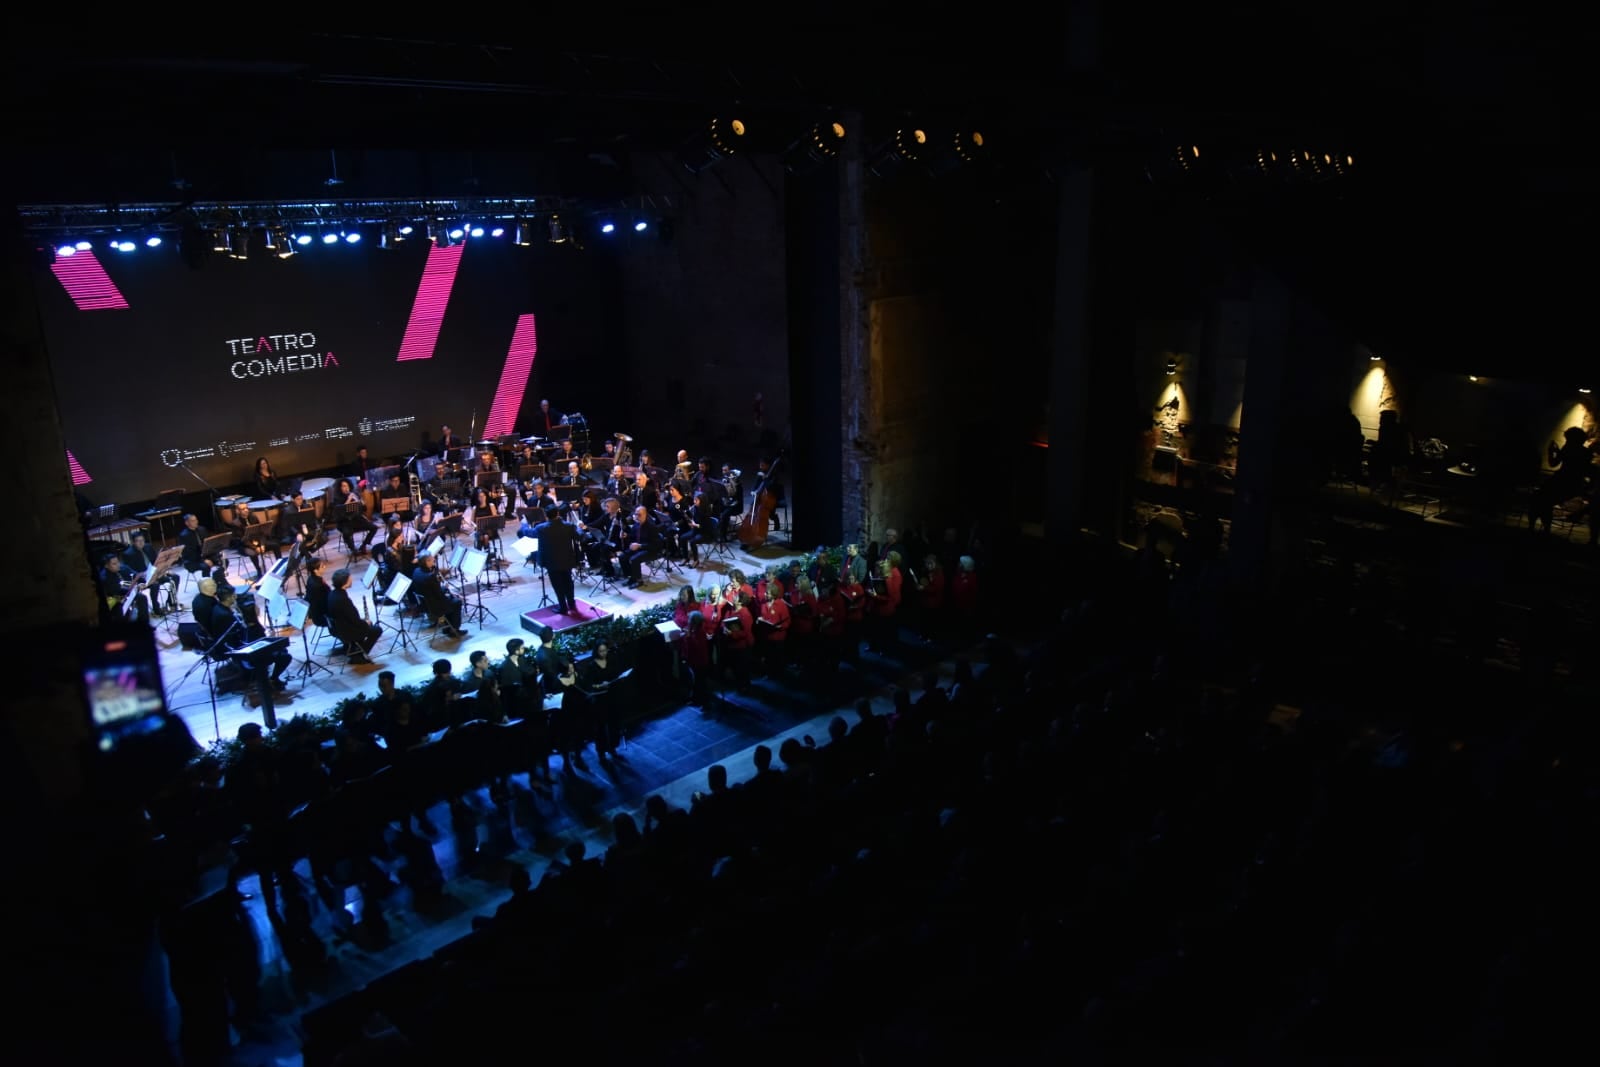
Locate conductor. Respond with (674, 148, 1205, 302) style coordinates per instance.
(531, 506, 581, 616)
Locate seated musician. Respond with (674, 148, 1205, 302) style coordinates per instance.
(622, 505, 661, 588)
(607, 467, 632, 502)
(573, 488, 605, 531)
(304, 555, 331, 625)
(681, 489, 720, 563)
(122, 531, 179, 614)
(332, 477, 378, 556)
(99, 552, 149, 624)
(411, 550, 466, 638)
(583, 496, 626, 577)
(352, 444, 377, 492)
(718, 464, 743, 533)
(536, 398, 563, 437)
(380, 472, 408, 511)
(252, 456, 282, 500)
(474, 448, 500, 474)
(463, 487, 502, 554)
(177, 513, 209, 574)
(553, 438, 579, 470)
(663, 483, 692, 558)
(191, 577, 220, 628)
(631, 470, 659, 513)
(208, 586, 292, 690)
(327, 566, 379, 664)
(226, 501, 270, 579)
(562, 460, 589, 488)
(411, 500, 437, 543)
(277, 489, 323, 556)
(754, 457, 784, 532)
(692, 457, 718, 497)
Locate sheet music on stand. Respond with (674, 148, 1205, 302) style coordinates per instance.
(285, 599, 310, 630)
(256, 571, 289, 627)
(447, 542, 469, 571)
(460, 547, 488, 582)
(382, 572, 412, 607)
(512, 536, 539, 559)
(354, 558, 379, 591)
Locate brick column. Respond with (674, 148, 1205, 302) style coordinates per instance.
(837, 110, 873, 545)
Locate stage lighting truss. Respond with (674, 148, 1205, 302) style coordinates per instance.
(14, 197, 578, 254)
(869, 125, 929, 178)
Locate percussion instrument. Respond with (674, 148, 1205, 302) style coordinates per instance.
(217, 494, 248, 525)
(247, 499, 282, 525)
(298, 477, 335, 496)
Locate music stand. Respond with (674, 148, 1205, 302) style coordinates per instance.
(285, 599, 334, 683)
(165, 615, 243, 742)
(238, 521, 275, 578)
(381, 572, 417, 654)
(255, 567, 291, 636)
(199, 531, 234, 573)
(458, 546, 496, 623)
(479, 516, 508, 588)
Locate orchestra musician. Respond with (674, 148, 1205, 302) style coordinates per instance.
(753, 457, 784, 532)
(252, 456, 282, 500)
(536, 398, 563, 436)
(122, 531, 179, 615)
(630, 470, 659, 513)
(673, 489, 711, 565)
(410, 550, 466, 638)
(531, 505, 581, 615)
(573, 488, 605, 531)
(99, 552, 150, 624)
(278, 489, 323, 556)
(622, 505, 660, 588)
(463, 487, 502, 555)
(674, 449, 694, 480)
(327, 567, 380, 664)
(719, 464, 743, 533)
(552, 438, 580, 470)
(177, 513, 209, 575)
(662, 483, 691, 559)
(474, 448, 500, 474)
(207, 586, 292, 691)
(226, 501, 270, 579)
(438, 424, 464, 456)
(562, 460, 588, 488)
(584, 496, 626, 577)
(332, 478, 378, 556)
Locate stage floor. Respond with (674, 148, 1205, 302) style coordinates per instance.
(158, 533, 800, 745)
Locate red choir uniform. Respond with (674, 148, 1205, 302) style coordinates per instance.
(682, 615, 712, 703)
(813, 589, 845, 643)
(920, 569, 945, 611)
(757, 595, 791, 673)
(722, 602, 755, 685)
(788, 590, 818, 637)
(951, 571, 978, 614)
(674, 601, 694, 630)
(701, 594, 725, 631)
(870, 567, 903, 617)
(755, 575, 787, 604)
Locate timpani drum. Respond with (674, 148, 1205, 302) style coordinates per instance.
(299, 477, 335, 519)
(247, 499, 282, 525)
(216, 494, 248, 525)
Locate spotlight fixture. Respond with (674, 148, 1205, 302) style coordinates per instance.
(681, 115, 747, 175)
(145, 235, 162, 248)
(549, 216, 568, 244)
(1580, 387, 1592, 394)
(782, 119, 847, 175)
(228, 229, 250, 259)
(294, 233, 313, 246)
(512, 220, 533, 246)
(73, 240, 91, 251)
(56, 244, 77, 258)
(398, 224, 415, 236)
(321, 232, 339, 245)
(929, 129, 987, 176)
(115, 240, 136, 252)
(633, 219, 648, 233)
(490, 226, 505, 237)
(1370, 353, 1382, 362)
(870, 126, 928, 178)
(1166, 358, 1178, 376)
(1468, 376, 1480, 382)
(448, 227, 464, 241)
(212, 229, 229, 253)
(600, 221, 616, 235)
(469, 226, 485, 238)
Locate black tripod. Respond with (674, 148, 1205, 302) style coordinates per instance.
(165, 617, 243, 742)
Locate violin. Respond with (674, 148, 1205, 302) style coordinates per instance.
(738, 454, 783, 548)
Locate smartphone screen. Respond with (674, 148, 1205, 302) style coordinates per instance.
(82, 632, 169, 753)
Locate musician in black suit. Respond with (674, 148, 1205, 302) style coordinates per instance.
(532, 506, 581, 615)
(623, 505, 661, 588)
(561, 460, 589, 488)
(252, 456, 282, 500)
(411, 551, 465, 637)
(629, 471, 658, 513)
(99, 552, 149, 624)
(683, 490, 719, 565)
(208, 586, 291, 689)
(327, 567, 380, 663)
(552, 438, 580, 470)
(536, 398, 563, 437)
(438, 424, 464, 457)
(122, 530, 179, 614)
(177, 513, 209, 574)
(226, 502, 270, 579)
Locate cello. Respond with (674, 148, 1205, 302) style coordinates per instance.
(739, 455, 783, 548)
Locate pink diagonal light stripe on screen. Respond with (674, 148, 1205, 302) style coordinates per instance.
(66, 450, 92, 486)
(50, 251, 129, 310)
(394, 242, 465, 361)
(482, 315, 538, 438)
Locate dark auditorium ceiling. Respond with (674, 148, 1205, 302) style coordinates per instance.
(6, 8, 1585, 379)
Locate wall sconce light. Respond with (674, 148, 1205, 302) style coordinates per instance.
(1580, 387, 1593, 395)
(1166, 358, 1178, 376)
(1468, 376, 1480, 383)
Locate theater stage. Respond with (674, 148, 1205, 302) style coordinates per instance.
(158, 535, 798, 745)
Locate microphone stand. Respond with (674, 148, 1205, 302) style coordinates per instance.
(166, 615, 243, 742)
(176, 461, 222, 530)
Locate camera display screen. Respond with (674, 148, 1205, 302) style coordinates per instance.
(83, 637, 168, 753)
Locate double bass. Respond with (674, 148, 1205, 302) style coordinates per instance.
(739, 455, 783, 548)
